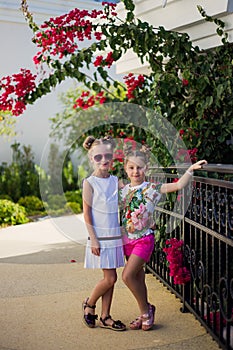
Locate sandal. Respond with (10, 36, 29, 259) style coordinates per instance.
(100, 315, 126, 331)
(141, 304, 156, 331)
(129, 316, 142, 330)
(82, 298, 98, 328)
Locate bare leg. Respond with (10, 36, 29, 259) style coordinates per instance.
(84, 268, 117, 322)
(122, 254, 149, 315)
(101, 270, 116, 318)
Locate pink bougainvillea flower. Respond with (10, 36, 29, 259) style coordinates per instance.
(0, 68, 36, 116)
(124, 73, 145, 100)
(94, 55, 103, 67)
(163, 238, 190, 285)
(105, 51, 114, 68)
(73, 90, 106, 110)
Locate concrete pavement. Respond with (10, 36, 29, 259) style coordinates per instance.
(0, 215, 220, 350)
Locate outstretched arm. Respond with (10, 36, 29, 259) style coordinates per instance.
(160, 160, 207, 194)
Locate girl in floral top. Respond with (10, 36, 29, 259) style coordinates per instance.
(119, 146, 207, 331)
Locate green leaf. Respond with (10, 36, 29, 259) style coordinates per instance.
(205, 95, 213, 107)
(49, 75, 57, 87)
(216, 84, 224, 99)
(123, 0, 135, 11)
(92, 82, 100, 92)
(217, 28, 223, 37)
(126, 11, 135, 22)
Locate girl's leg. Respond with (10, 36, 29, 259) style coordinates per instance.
(122, 254, 149, 315)
(84, 268, 117, 318)
(101, 269, 116, 319)
(99, 269, 126, 330)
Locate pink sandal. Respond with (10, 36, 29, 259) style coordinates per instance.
(141, 304, 156, 331)
(129, 316, 142, 330)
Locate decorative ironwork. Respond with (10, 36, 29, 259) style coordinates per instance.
(147, 164, 233, 350)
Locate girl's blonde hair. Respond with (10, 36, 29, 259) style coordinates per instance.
(83, 135, 116, 152)
(123, 143, 151, 164)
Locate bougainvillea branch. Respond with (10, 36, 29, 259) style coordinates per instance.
(0, 0, 232, 162)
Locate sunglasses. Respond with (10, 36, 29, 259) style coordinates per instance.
(93, 153, 113, 162)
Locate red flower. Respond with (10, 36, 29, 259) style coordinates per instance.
(73, 90, 107, 110)
(113, 149, 124, 163)
(124, 73, 145, 100)
(94, 56, 103, 67)
(182, 79, 189, 86)
(0, 69, 36, 116)
(176, 147, 198, 163)
(179, 129, 185, 136)
(96, 91, 106, 104)
(124, 137, 137, 150)
(163, 238, 190, 285)
(119, 131, 125, 137)
(94, 32, 102, 40)
(31, 7, 107, 63)
(105, 52, 114, 68)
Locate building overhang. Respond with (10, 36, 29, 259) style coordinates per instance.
(115, 0, 233, 75)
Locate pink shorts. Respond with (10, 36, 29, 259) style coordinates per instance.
(123, 234, 155, 262)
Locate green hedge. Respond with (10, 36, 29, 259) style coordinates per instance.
(18, 195, 45, 215)
(0, 199, 29, 226)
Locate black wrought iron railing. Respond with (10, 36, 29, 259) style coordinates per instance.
(146, 164, 233, 350)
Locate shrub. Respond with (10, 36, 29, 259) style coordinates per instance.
(0, 199, 29, 226)
(18, 195, 45, 215)
(46, 194, 66, 211)
(0, 194, 13, 201)
(65, 190, 83, 208)
(44, 193, 83, 216)
(65, 201, 82, 214)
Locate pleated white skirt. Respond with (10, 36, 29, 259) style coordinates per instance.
(84, 238, 125, 269)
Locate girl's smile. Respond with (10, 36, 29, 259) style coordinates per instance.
(124, 157, 147, 186)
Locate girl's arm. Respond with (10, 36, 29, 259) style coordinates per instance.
(118, 178, 125, 190)
(82, 179, 100, 256)
(160, 160, 207, 194)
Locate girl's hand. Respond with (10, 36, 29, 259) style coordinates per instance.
(118, 179, 125, 189)
(188, 160, 208, 172)
(90, 237, 100, 256)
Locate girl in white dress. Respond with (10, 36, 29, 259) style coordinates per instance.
(82, 135, 126, 331)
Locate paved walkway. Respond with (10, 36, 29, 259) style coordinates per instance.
(0, 215, 220, 350)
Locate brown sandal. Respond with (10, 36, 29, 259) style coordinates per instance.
(82, 298, 98, 328)
(100, 315, 126, 331)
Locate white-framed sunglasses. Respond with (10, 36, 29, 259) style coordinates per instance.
(93, 153, 113, 162)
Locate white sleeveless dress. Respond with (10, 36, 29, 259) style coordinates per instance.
(84, 175, 125, 269)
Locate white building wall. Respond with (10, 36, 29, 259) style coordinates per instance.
(0, 1, 102, 164)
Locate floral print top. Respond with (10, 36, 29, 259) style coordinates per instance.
(119, 181, 162, 239)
